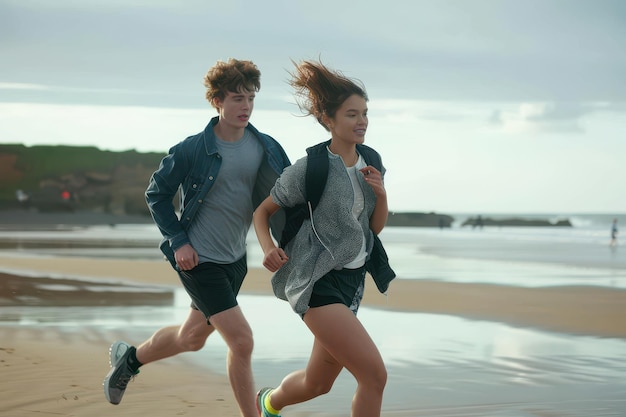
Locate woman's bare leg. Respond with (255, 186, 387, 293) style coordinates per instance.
(269, 304, 386, 417)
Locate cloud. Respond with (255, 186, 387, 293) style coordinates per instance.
(0, 83, 49, 91)
(525, 103, 593, 122)
(3, 1, 626, 213)
(2, 0, 625, 107)
(488, 101, 626, 134)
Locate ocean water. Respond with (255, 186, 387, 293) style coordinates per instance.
(382, 217, 626, 288)
(1, 213, 626, 415)
(1, 212, 624, 287)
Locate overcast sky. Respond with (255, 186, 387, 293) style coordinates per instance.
(1, 0, 625, 214)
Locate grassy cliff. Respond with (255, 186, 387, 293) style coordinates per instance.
(2, 144, 570, 228)
(0, 144, 165, 215)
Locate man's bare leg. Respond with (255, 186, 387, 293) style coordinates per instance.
(209, 305, 257, 417)
(136, 308, 214, 364)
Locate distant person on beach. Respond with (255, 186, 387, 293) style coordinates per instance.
(473, 214, 484, 229)
(15, 189, 29, 206)
(253, 60, 395, 417)
(102, 58, 290, 417)
(610, 218, 618, 247)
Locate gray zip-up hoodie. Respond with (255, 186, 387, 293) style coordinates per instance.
(270, 150, 380, 314)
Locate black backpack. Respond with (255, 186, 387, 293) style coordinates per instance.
(279, 140, 383, 248)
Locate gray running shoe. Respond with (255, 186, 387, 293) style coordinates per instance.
(103, 341, 138, 405)
(108, 341, 137, 369)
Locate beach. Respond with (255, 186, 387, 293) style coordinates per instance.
(1, 217, 626, 416)
(2, 256, 626, 338)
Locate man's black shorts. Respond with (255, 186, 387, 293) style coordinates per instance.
(177, 256, 247, 321)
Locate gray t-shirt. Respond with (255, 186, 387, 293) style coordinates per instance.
(188, 129, 264, 263)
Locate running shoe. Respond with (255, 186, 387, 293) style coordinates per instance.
(103, 341, 138, 405)
(256, 387, 281, 417)
(108, 341, 139, 371)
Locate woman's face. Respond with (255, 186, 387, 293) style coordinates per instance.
(327, 94, 368, 145)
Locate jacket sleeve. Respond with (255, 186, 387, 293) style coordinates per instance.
(366, 234, 396, 293)
(270, 157, 308, 208)
(145, 143, 191, 253)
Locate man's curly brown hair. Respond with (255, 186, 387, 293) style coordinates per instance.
(203, 59, 261, 109)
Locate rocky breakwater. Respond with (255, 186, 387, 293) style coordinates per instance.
(461, 216, 572, 228)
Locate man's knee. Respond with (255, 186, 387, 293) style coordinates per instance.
(228, 332, 254, 357)
(182, 338, 206, 352)
(179, 328, 210, 352)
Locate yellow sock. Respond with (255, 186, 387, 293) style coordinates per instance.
(264, 390, 281, 415)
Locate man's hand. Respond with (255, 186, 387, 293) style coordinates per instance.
(175, 244, 199, 270)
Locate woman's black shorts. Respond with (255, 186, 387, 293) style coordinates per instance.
(308, 265, 366, 315)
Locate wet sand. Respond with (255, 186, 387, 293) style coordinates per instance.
(2, 256, 626, 338)
(1, 256, 626, 416)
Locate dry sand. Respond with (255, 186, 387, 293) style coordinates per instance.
(1, 256, 626, 416)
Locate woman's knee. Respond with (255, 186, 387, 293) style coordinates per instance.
(307, 378, 334, 396)
(375, 365, 388, 389)
(357, 361, 387, 392)
(368, 363, 387, 391)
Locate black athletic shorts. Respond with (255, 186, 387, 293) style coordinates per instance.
(177, 256, 247, 321)
(308, 265, 366, 316)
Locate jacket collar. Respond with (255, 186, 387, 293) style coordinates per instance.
(202, 116, 220, 156)
(202, 116, 265, 155)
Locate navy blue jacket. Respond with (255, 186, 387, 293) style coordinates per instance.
(145, 116, 291, 268)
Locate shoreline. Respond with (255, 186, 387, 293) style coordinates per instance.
(2, 255, 626, 339)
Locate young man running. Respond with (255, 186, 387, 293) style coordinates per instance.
(102, 58, 290, 417)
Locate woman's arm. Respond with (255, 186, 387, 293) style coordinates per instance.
(253, 196, 289, 272)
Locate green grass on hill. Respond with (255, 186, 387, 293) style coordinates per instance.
(0, 144, 165, 204)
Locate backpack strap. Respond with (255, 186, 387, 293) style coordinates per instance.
(305, 141, 382, 208)
(356, 143, 382, 172)
(304, 140, 331, 210)
(277, 141, 329, 249)
(278, 141, 383, 249)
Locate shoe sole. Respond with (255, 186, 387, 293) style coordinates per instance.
(256, 387, 273, 416)
(104, 341, 130, 405)
(103, 365, 119, 404)
(256, 389, 262, 415)
(109, 341, 129, 367)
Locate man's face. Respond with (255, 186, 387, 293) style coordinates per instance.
(214, 90, 255, 129)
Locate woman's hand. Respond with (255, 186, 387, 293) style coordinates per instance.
(360, 166, 386, 199)
(360, 165, 388, 234)
(253, 195, 287, 272)
(263, 247, 289, 272)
